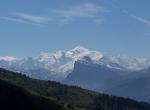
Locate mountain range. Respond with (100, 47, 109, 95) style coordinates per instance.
(0, 46, 104, 80)
(1, 46, 150, 103)
(0, 46, 150, 80)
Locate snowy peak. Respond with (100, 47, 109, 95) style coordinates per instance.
(34, 46, 103, 74)
(66, 46, 103, 61)
(69, 46, 89, 54)
(0, 56, 17, 61)
(38, 51, 64, 61)
(36, 46, 103, 64)
(99, 55, 150, 71)
(65, 46, 89, 58)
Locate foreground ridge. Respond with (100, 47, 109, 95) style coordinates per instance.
(0, 68, 150, 110)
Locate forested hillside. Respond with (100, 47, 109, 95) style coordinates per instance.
(0, 68, 150, 110)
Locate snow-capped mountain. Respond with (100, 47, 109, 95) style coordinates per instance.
(34, 46, 103, 76)
(0, 46, 103, 80)
(1, 46, 150, 103)
(0, 56, 17, 61)
(99, 55, 150, 71)
(0, 46, 150, 80)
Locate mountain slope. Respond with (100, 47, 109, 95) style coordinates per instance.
(104, 67, 150, 102)
(0, 68, 98, 109)
(0, 78, 79, 110)
(1, 68, 150, 110)
(64, 59, 150, 103)
(64, 60, 129, 91)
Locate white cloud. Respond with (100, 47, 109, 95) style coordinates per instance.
(0, 16, 43, 26)
(131, 15, 150, 26)
(0, 3, 107, 25)
(51, 3, 108, 24)
(14, 13, 51, 23)
(123, 10, 150, 26)
(100, 0, 150, 27)
(0, 13, 51, 25)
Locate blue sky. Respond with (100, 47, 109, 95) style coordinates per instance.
(0, 0, 150, 58)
